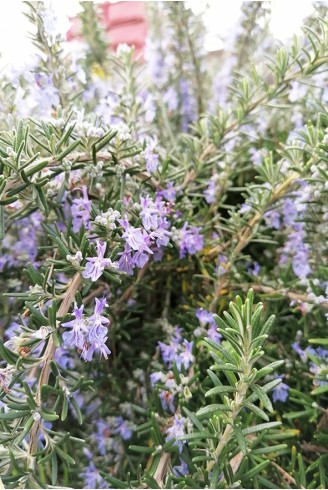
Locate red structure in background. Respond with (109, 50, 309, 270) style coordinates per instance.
(67, 2, 148, 57)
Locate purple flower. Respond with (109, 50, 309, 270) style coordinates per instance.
(176, 340, 194, 371)
(204, 175, 219, 204)
(196, 308, 222, 343)
(143, 143, 159, 173)
(159, 390, 175, 413)
(61, 303, 86, 349)
(114, 416, 134, 440)
(272, 376, 289, 403)
(158, 341, 179, 366)
(88, 298, 109, 343)
(82, 337, 111, 362)
(83, 241, 117, 282)
(159, 182, 176, 202)
(94, 420, 111, 456)
(264, 209, 280, 230)
(71, 186, 91, 232)
(150, 372, 163, 385)
(119, 219, 153, 253)
(283, 199, 297, 226)
(196, 308, 214, 327)
(140, 195, 160, 231)
(172, 458, 189, 477)
(166, 415, 186, 453)
(132, 250, 150, 268)
(177, 222, 204, 258)
(248, 261, 261, 277)
(118, 245, 134, 275)
(207, 323, 222, 343)
(81, 461, 107, 489)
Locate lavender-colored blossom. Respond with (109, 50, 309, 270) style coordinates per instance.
(82, 337, 111, 362)
(172, 458, 189, 477)
(159, 390, 175, 413)
(272, 376, 289, 403)
(132, 249, 150, 268)
(247, 261, 261, 277)
(159, 182, 176, 202)
(0, 212, 43, 272)
(119, 219, 153, 253)
(150, 372, 163, 385)
(55, 347, 76, 370)
(94, 420, 111, 456)
(71, 186, 91, 232)
(118, 245, 134, 275)
(281, 222, 311, 279)
(204, 175, 219, 204)
(177, 222, 204, 258)
(207, 323, 222, 343)
(176, 340, 194, 371)
(143, 143, 159, 173)
(61, 303, 86, 349)
(140, 195, 160, 231)
(283, 199, 298, 227)
(82, 461, 107, 489)
(166, 414, 186, 453)
(114, 416, 134, 440)
(195, 308, 221, 343)
(83, 241, 117, 282)
(158, 341, 179, 366)
(163, 86, 179, 112)
(196, 308, 215, 327)
(88, 298, 110, 343)
(264, 209, 280, 230)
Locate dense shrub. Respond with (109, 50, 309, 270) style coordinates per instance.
(0, 2, 328, 488)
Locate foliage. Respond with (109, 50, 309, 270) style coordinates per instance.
(0, 2, 328, 489)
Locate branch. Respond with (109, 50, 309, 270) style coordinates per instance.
(27, 272, 82, 469)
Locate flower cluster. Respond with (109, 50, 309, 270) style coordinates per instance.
(61, 298, 111, 361)
(117, 194, 171, 275)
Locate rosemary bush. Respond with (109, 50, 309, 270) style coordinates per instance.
(0, 2, 328, 488)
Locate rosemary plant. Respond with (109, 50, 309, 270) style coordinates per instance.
(0, 2, 327, 489)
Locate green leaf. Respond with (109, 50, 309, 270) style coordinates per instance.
(129, 445, 154, 454)
(296, 453, 307, 488)
(182, 407, 204, 431)
(204, 338, 237, 365)
(0, 340, 19, 365)
(253, 361, 285, 381)
(51, 451, 58, 486)
(205, 385, 236, 397)
(40, 410, 59, 422)
(61, 395, 69, 422)
(100, 472, 129, 488)
(244, 403, 269, 421)
(0, 409, 31, 420)
(260, 315, 275, 336)
(56, 139, 82, 160)
(196, 404, 231, 419)
(242, 421, 281, 435)
(241, 460, 270, 481)
(234, 425, 248, 454)
(176, 431, 215, 441)
(251, 444, 287, 455)
(55, 445, 75, 466)
(94, 129, 117, 152)
(13, 416, 34, 446)
(309, 338, 328, 346)
(251, 385, 273, 412)
(143, 473, 161, 489)
(311, 384, 328, 395)
(70, 396, 83, 425)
